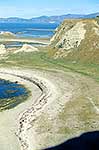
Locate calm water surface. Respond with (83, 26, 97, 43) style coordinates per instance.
(0, 79, 28, 99)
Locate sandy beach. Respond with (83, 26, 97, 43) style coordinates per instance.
(0, 68, 99, 150)
(0, 68, 76, 150)
(0, 38, 50, 45)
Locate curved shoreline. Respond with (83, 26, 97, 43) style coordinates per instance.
(0, 68, 99, 150)
(0, 69, 57, 150)
(16, 76, 54, 150)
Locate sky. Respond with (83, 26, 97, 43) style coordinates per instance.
(0, 0, 99, 18)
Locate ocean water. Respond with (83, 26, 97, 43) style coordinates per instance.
(0, 23, 58, 38)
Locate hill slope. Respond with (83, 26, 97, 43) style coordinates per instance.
(50, 19, 99, 64)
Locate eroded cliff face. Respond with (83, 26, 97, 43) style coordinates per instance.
(50, 19, 99, 61)
(51, 20, 86, 50)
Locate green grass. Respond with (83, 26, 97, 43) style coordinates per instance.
(58, 95, 99, 136)
(1, 51, 99, 82)
(1, 52, 56, 69)
(42, 54, 99, 82)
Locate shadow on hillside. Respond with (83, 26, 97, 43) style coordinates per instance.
(44, 131, 99, 150)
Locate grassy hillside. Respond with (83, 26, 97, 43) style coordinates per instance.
(0, 19, 99, 83)
(50, 19, 99, 63)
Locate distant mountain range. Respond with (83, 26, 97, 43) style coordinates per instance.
(0, 12, 99, 24)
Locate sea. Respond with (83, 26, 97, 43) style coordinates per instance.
(0, 23, 58, 38)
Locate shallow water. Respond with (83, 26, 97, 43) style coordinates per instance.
(0, 79, 27, 99)
(0, 79, 29, 110)
(0, 23, 58, 38)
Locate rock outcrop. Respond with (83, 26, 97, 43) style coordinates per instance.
(0, 44, 6, 55)
(0, 31, 16, 37)
(51, 20, 86, 50)
(50, 19, 99, 62)
(14, 44, 39, 53)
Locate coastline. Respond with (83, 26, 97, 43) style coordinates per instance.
(0, 68, 74, 150)
(0, 37, 50, 45)
(0, 68, 98, 150)
(0, 69, 42, 150)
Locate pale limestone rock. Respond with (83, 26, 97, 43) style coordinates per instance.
(0, 44, 6, 55)
(56, 22, 86, 50)
(0, 31, 16, 37)
(14, 44, 39, 53)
